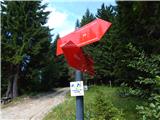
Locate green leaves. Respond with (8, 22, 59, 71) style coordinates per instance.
(126, 44, 160, 97)
(136, 95, 160, 120)
(128, 53, 160, 76)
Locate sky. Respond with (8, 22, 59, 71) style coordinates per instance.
(42, 0, 116, 42)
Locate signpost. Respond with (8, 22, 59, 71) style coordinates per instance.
(56, 18, 112, 120)
(75, 71, 84, 120)
(70, 77, 84, 120)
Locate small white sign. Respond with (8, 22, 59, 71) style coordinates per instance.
(70, 81, 84, 96)
(84, 85, 88, 91)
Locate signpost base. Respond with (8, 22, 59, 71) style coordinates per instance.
(75, 70, 84, 120)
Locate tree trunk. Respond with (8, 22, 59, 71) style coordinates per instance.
(12, 65, 20, 98)
(6, 78, 13, 98)
(12, 72, 19, 98)
(109, 80, 112, 87)
(6, 65, 20, 98)
(6, 65, 14, 98)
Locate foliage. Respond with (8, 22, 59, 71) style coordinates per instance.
(80, 4, 120, 85)
(136, 94, 160, 120)
(116, 1, 160, 54)
(128, 47, 160, 97)
(80, 8, 95, 27)
(96, 3, 116, 22)
(119, 43, 160, 119)
(118, 42, 160, 119)
(118, 83, 142, 97)
(113, 1, 160, 84)
(41, 34, 70, 89)
(1, 1, 51, 97)
(78, 2, 160, 98)
(91, 91, 125, 120)
(118, 46, 159, 99)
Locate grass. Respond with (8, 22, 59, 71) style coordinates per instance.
(43, 85, 146, 120)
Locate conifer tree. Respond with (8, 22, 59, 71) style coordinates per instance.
(80, 4, 118, 84)
(80, 9, 95, 27)
(1, 1, 51, 98)
(114, 1, 160, 83)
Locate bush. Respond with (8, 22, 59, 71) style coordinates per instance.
(136, 94, 160, 120)
(118, 83, 142, 97)
(90, 90, 125, 120)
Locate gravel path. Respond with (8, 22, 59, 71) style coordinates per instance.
(1, 87, 69, 120)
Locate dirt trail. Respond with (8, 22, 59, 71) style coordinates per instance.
(1, 87, 69, 120)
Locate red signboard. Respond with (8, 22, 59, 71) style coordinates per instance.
(62, 41, 94, 75)
(56, 18, 112, 56)
(56, 18, 112, 76)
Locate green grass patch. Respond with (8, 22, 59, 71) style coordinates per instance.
(43, 85, 146, 120)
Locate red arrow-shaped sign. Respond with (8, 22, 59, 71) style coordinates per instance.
(56, 18, 112, 56)
(56, 18, 112, 76)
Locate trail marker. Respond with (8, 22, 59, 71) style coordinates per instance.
(56, 18, 112, 120)
(70, 81, 84, 96)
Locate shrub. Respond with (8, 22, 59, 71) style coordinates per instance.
(136, 94, 160, 120)
(118, 83, 142, 97)
(91, 90, 125, 120)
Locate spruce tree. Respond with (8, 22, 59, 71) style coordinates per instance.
(80, 9, 95, 27)
(117, 1, 160, 54)
(1, 1, 51, 98)
(114, 1, 160, 83)
(43, 34, 69, 88)
(79, 4, 118, 84)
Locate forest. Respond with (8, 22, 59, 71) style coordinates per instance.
(1, 1, 160, 119)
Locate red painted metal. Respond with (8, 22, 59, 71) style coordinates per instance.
(56, 18, 112, 75)
(62, 41, 94, 75)
(56, 18, 112, 56)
